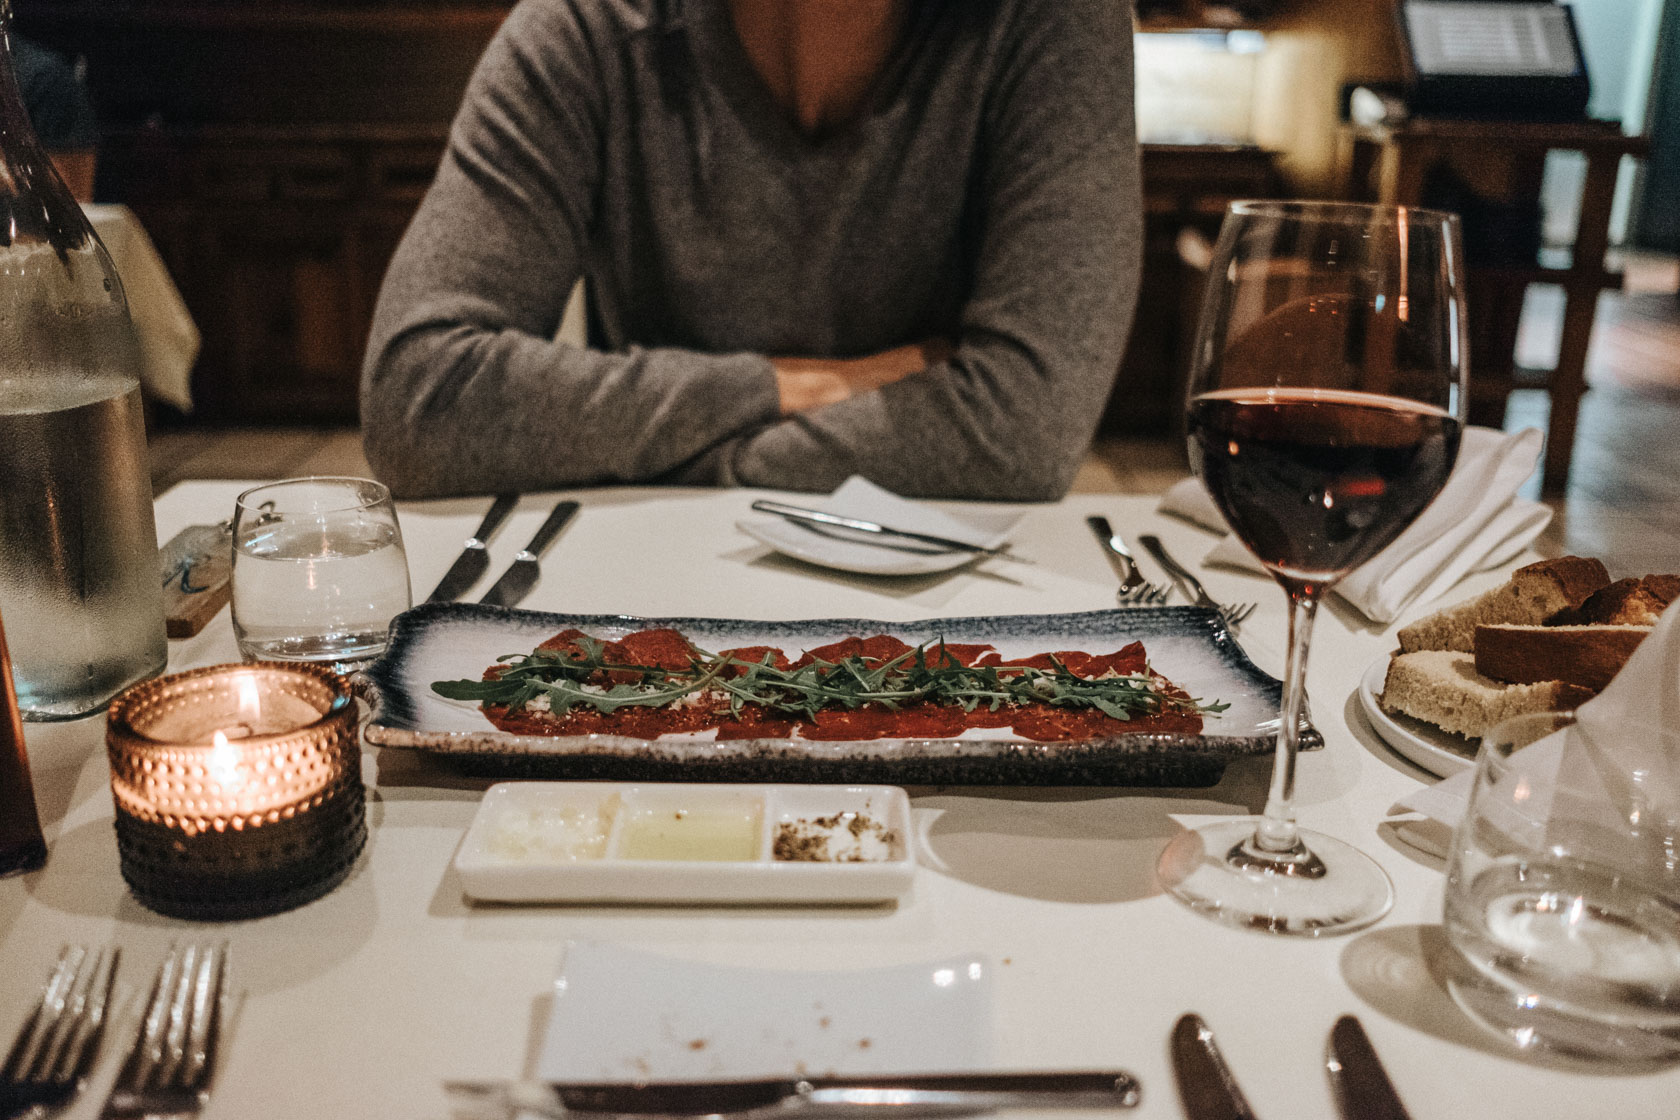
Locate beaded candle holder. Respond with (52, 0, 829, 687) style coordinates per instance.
(106, 662, 365, 919)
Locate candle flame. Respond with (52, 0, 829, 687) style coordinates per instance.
(209, 730, 243, 790)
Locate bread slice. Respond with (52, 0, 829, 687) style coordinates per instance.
(1396, 556, 1609, 653)
(1546, 574, 1679, 627)
(1474, 623, 1650, 692)
(1380, 651, 1591, 740)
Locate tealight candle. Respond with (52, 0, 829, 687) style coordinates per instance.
(106, 662, 365, 919)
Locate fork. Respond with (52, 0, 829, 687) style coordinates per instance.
(1, 945, 119, 1118)
(101, 943, 227, 1120)
(1136, 534, 1257, 630)
(1085, 517, 1169, 605)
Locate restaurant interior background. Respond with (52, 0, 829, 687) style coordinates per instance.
(14, 0, 1680, 572)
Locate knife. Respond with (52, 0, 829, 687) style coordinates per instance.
(445, 1071, 1142, 1120)
(1085, 516, 1146, 594)
(1325, 1016, 1413, 1120)
(749, 500, 1019, 560)
(1169, 1014, 1258, 1120)
(478, 500, 581, 609)
(426, 493, 519, 603)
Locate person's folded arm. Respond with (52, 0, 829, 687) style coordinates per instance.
(702, 0, 1142, 502)
(360, 2, 781, 499)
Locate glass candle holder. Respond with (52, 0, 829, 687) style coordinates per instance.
(106, 662, 366, 920)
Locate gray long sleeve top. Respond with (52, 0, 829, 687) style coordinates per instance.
(361, 0, 1141, 500)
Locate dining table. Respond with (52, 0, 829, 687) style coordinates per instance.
(4, 479, 1676, 1120)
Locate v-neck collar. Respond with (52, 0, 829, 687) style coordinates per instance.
(680, 0, 933, 156)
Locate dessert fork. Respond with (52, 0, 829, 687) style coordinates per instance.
(1, 945, 119, 1118)
(1085, 517, 1168, 605)
(1136, 535, 1256, 630)
(100, 943, 227, 1120)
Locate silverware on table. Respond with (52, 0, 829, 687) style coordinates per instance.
(1, 945, 118, 1118)
(1169, 1013, 1258, 1120)
(478, 500, 581, 609)
(1135, 536, 1257, 630)
(1085, 516, 1168, 605)
(426, 493, 518, 603)
(749, 500, 1022, 561)
(101, 942, 227, 1120)
(1325, 1015, 1413, 1120)
(446, 1071, 1142, 1120)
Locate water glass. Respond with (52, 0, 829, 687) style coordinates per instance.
(231, 477, 412, 670)
(1443, 711, 1680, 1066)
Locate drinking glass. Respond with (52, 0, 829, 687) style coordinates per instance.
(1444, 711, 1680, 1065)
(1157, 201, 1467, 935)
(231, 477, 412, 670)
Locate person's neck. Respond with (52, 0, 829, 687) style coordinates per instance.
(727, 0, 908, 135)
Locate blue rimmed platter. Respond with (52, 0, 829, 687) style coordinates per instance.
(357, 604, 1317, 787)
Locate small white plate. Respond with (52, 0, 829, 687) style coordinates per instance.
(1357, 656, 1477, 778)
(455, 782, 915, 904)
(537, 943, 991, 1081)
(737, 476, 1019, 576)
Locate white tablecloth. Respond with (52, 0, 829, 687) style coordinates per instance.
(85, 203, 199, 412)
(6, 482, 1676, 1119)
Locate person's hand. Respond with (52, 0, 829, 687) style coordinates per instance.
(774, 338, 953, 415)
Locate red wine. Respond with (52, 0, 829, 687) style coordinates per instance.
(1189, 389, 1459, 582)
(1, 610, 47, 876)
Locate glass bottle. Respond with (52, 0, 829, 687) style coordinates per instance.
(0, 606, 47, 874)
(0, 4, 167, 719)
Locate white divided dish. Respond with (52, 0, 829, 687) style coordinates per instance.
(455, 782, 915, 903)
(538, 943, 991, 1081)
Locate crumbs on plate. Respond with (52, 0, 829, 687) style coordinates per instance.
(773, 811, 900, 862)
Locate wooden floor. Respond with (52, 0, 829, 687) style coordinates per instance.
(149, 268, 1680, 580)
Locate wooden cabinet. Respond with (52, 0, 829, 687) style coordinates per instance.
(18, 3, 510, 423)
(92, 124, 455, 420)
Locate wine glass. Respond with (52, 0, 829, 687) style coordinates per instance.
(1157, 200, 1467, 935)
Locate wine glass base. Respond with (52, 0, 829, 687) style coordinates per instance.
(1158, 819, 1394, 937)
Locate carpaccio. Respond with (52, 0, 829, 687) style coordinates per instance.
(477, 627, 1205, 744)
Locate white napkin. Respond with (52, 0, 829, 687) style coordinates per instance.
(1158, 426, 1552, 624)
(85, 204, 201, 413)
(1394, 600, 1680, 837)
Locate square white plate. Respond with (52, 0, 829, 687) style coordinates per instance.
(537, 943, 991, 1081)
(455, 782, 915, 904)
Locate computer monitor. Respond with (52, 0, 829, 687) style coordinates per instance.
(1397, 1, 1591, 119)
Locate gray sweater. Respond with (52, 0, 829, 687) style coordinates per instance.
(362, 0, 1140, 500)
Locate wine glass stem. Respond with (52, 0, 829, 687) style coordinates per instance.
(1254, 589, 1319, 855)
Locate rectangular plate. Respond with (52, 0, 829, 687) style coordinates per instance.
(456, 782, 914, 904)
(358, 604, 1317, 787)
(539, 944, 990, 1080)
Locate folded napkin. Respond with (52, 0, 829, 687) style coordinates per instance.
(1394, 600, 1680, 836)
(85, 204, 201, 413)
(1158, 426, 1551, 623)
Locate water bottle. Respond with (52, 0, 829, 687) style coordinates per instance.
(0, 5, 167, 719)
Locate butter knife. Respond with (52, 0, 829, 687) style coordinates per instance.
(426, 494, 518, 603)
(446, 1071, 1142, 1120)
(478, 500, 580, 609)
(1170, 1014, 1258, 1120)
(1085, 516, 1145, 594)
(749, 500, 1017, 560)
(1325, 1016, 1412, 1120)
